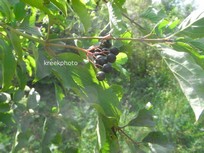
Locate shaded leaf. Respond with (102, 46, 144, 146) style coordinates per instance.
(142, 131, 168, 145)
(1, 41, 17, 90)
(161, 47, 204, 120)
(0, 0, 14, 21)
(127, 109, 155, 127)
(14, 2, 26, 21)
(27, 88, 40, 110)
(7, 31, 23, 60)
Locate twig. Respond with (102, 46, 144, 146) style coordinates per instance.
(118, 128, 142, 146)
(122, 13, 145, 30)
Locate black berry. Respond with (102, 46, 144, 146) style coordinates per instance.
(96, 71, 106, 81)
(110, 47, 119, 55)
(107, 53, 116, 63)
(95, 55, 107, 65)
(102, 63, 112, 73)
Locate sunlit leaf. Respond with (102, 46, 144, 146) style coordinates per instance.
(96, 116, 106, 149)
(177, 10, 204, 38)
(161, 47, 204, 121)
(115, 52, 128, 65)
(71, 0, 91, 31)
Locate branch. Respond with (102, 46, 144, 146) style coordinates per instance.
(118, 128, 142, 146)
(48, 35, 173, 43)
(46, 43, 88, 53)
(122, 13, 146, 30)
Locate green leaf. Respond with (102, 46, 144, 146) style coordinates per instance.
(115, 52, 128, 65)
(0, 92, 10, 103)
(96, 116, 106, 150)
(142, 131, 168, 145)
(27, 88, 40, 110)
(0, 0, 14, 21)
(161, 47, 204, 121)
(71, 0, 91, 31)
(0, 112, 13, 125)
(140, 7, 166, 23)
(1, 41, 17, 90)
(127, 109, 155, 127)
(32, 46, 51, 81)
(14, 2, 26, 21)
(177, 10, 204, 38)
(7, 31, 23, 60)
(0, 103, 10, 113)
(107, 2, 126, 33)
(188, 38, 204, 52)
(50, 0, 67, 16)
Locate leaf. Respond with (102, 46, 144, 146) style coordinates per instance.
(27, 88, 40, 110)
(1, 40, 17, 90)
(142, 131, 168, 145)
(71, 0, 91, 31)
(127, 109, 155, 127)
(0, 0, 14, 21)
(115, 52, 128, 65)
(7, 31, 23, 60)
(96, 116, 106, 150)
(148, 143, 174, 153)
(188, 38, 204, 52)
(140, 7, 166, 23)
(0, 92, 10, 103)
(161, 47, 204, 121)
(177, 10, 204, 38)
(14, 2, 26, 21)
(0, 103, 10, 113)
(32, 46, 51, 81)
(0, 112, 13, 125)
(107, 2, 126, 33)
(50, 0, 67, 16)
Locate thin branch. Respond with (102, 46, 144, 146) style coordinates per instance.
(122, 13, 145, 30)
(118, 128, 142, 146)
(46, 43, 88, 53)
(48, 36, 173, 43)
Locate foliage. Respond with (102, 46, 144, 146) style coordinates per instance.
(0, 0, 204, 152)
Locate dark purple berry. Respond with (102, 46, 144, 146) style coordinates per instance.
(102, 63, 112, 73)
(110, 47, 119, 55)
(107, 53, 116, 63)
(96, 71, 105, 81)
(95, 55, 107, 65)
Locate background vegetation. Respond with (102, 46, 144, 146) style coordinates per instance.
(0, 0, 204, 152)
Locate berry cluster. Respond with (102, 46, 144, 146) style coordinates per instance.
(87, 40, 119, 81)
